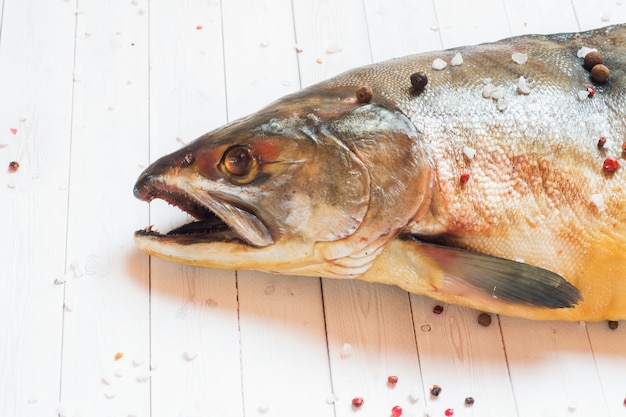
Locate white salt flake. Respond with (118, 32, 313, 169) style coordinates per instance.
(340, 342, 353, 358)
(497, 98, 509, 111)
(127, 412, 138, 417)
(517, 76, 531, 94)
(258, 403, 269, 414)
(482, 83, 495, 98)
(601, 11, 611, 21)
(512, 52, 528, 65)
(409, 385, 421, 403)
(104, 390, 116, 399)
(54, 276, 67, 285)
(325, 44, 343, 54)
(184, 350, 198, 361)
(462, 146, 476, 160)
(58, 405, 72, 417)
(26, 395, 39, 404)
(114, 368, 124, 378)
(136, 371, 150, 383)
(325, 393, 338, 404)
(150, 361, 159, 371)
(450, 52, 463, 66)
(7, 181, 19, 189)
(577, 46, 598, 58)
(568, 401, 578, 411)
(578, 90, 590, 101)
(64, 301, 75, 312)
(432, 58, 447, 70)
(590, 193, 606, 211)
(69, 262, 84, 278)
(176, 137, 187, 145)
(101, 376, 113, 385)
(491, 86, 506, 100)
(133, 357, 146, 367)
(259, 41, 269, 48)
(0, 138, 9, 148)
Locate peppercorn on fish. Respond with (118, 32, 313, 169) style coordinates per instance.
(134, 25, 626, 321)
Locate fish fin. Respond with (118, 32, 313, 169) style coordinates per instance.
(417, 240, 582, 309)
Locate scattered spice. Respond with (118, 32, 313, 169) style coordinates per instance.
(351, 397, 364, 408)
(477, 312, 492, 327)
(460, 173, 470, 184)
(295, 47, 303, 53)
(603, 157, 619, 172)
(433, 305, 444, 315)
(340, 342, 353, 358)
(430, 385, 442, 396)
(598, 136, 607, 148)
(622, 142, 626, 154)
(391, 405, 403, 417)
(316, 58, 323, 64)
(195, 24, 203, 30)
(584, 51, 604, 69)
(464, 397, 475, 406)
(591, 64, 610, 83)
(388, 375, 399, 385)
(444, 408, 454, 417)
(9, 128, 17, 135)
(356, 86, 373, 104)
(8, 161, 19, 173)
(410, 72, 428, 92)
(114, 352, 124, 361)
(608, 320, 619, 330)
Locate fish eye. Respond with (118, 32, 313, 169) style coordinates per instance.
(220, 145, 258, 184)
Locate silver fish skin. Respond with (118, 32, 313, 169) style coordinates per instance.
(134, 25, 626, 321)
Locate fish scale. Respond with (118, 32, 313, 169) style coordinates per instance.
(134, 25, 626, 321)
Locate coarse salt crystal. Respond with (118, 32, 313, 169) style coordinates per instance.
(601, 11, 611, 21)
(497, 98, 508, 111)
(136, 371, 150, 382)
(491, 86, 506, 100)
(578, 90, 590, 101)
(340, 343, 353, 358)
(450, 52, 463, 66)
(64, 301, 75, 312)
(104, 390, 116, 399)
(432, 58, 447, 70)
(133, 357, 146, 367)
(325, 394, 338, 404)
(101, 376, 113, 385)
(517, 76, 531, 95)
(184, 350, 198, 361)
(114, 368, 124, 378)
(325, 44, 343, 54)
(258, 403, 269, 414)
(409, 385, 421, 402)
(462, 146, 476, 160)
(150, 361, 159, 371)
(0, 138, 8, 148)
(577, 46, 598, 58)
(69, 262, 83, 278)
(590, 194, 606, 211)
(482, 84, 495, 98)
(58, 405, 72, 417)
(512, 52, 528, 65)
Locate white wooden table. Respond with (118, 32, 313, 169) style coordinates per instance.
(2, 1, 626, 416)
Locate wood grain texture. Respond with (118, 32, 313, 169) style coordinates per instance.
(1, 0, 626, 416)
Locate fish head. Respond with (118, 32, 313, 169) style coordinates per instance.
(134, 87, 433, 277)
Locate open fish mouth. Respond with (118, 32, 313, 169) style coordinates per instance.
(134, 179, 274, 248)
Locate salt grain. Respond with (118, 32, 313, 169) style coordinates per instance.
(150, 361, 159, 371)
(512, 52, 528, 65)
(432, 58, 447, 70)
(0, 138, 8, 148)
(409, 386, 421, 403)
(104, 390, 116, 399)
(325, 394, 338, 404)
(578, 90, 590, 101)
(184, 350, 198, 361)
(258, 403, 269, 414)
(101, 376, 113, 385)
(450, 53, 463, 66)
(340, 342, 353, 358)
(326, 44, 343, 54)
(463, 146, 476, 160)
(497, 97, 509, 111)
(590, 194, 606, 211)
(133, 357, 146, 367)
(58, 405, 71, 417)
(54, 276, 67, 285)
(491, 86, 506, 100)
(517, 76, 531, 94)
(136, 371, 150, 383)
(577, 46, 598, 58)
(482, 84, 495, 98)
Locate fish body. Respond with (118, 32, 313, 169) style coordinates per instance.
(134, 25, 626, 321)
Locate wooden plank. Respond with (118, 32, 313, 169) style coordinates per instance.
(292, 0, 373, 87)
(500, 318, 609, 417)
(220, 1, 334, 415)
(59, 1, 150, 415)
(363, 0, 443, 59)
(147, 1, 244, 416)
(434, 0, 511, 48)
(411, 302, 517, 417)
(222, 0, 300, 120)
(504, 0, 579, 35)
(572, 0, 626, 31)
(0, 1, 75, 415)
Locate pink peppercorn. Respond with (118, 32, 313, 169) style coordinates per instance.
(388, 375, 399, 385)
(604, 157, 619, 172)
(352, 397, 364, 408)
(445, 408, 454, 417)
(391, 405, 403, 417)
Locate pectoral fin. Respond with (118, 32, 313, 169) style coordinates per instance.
(418, 241, 582, 309)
